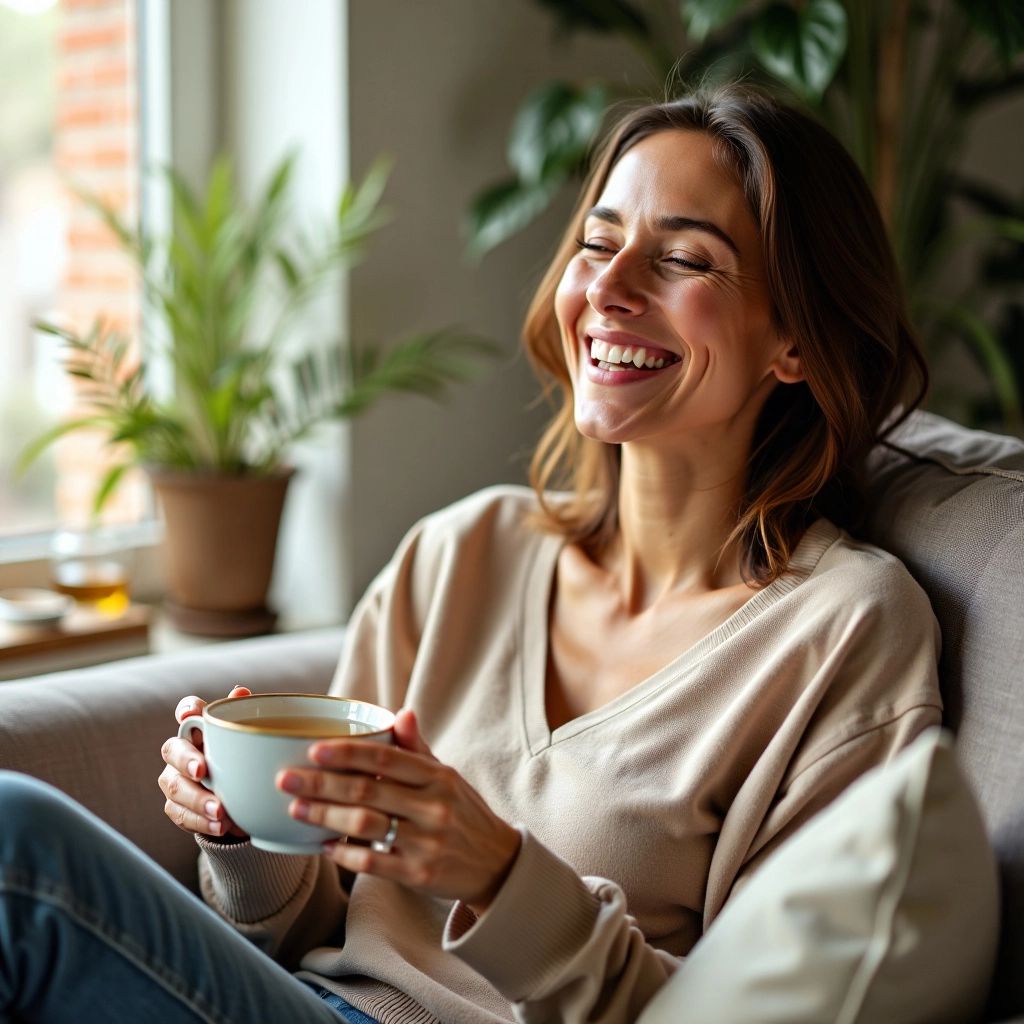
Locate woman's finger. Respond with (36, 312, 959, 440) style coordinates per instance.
(392, 708, 434, 757)
(163, 796, 228, 837)
(161, 734, 208, 780)
(307, 739, 433, 786)
(323, 840, 422, 886)
(175, 685, 250, 725)
(175, 695, 206, 724)
(289, 798, 394, 843)
(157, 765, 227, 836)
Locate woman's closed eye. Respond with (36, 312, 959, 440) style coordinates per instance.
(665, 252, 712, 272)
(575, 237, 616, 255)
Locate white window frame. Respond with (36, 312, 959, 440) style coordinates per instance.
(0, 0, 205, 598)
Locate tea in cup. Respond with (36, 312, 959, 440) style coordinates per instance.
(179, 692, 395, 854)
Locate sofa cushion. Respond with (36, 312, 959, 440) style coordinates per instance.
(637, 728, 998, 1024)
(863, 410, 1024, 1019)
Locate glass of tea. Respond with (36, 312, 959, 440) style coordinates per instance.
(50, 527, 131, 617)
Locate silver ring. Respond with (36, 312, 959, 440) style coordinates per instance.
(371, 815, 399, 854)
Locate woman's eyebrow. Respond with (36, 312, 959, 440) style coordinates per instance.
(585, 205, 740, 257)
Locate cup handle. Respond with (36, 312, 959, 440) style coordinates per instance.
(177, 716, 214, 791)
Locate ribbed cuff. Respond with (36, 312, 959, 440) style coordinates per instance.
(196, 834, 316, 924)
(442, 827, 600, 1001)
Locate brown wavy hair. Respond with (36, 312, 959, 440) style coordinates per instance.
(523, 84, 928, 585)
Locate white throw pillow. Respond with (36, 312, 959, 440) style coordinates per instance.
(638, 728, 999, 1024)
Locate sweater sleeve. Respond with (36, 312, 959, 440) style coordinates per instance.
(443, 829, 679, 1024)
(197, 838, 350, 969)
(193, 564, 397, 965)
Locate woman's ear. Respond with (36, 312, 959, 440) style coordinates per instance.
(771, 339, 804, 384)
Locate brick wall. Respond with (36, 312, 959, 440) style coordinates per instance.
(53, 0, 144, 527)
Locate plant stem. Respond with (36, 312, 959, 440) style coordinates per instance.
(843, 0, 876, 181)
(875, 0, 910, 235)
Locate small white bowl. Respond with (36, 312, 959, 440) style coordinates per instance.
(0, 588, 73, 628)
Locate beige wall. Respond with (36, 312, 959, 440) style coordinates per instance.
(346, 1, 648, 598)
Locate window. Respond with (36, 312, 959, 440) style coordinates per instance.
(0, 0, 146, 546)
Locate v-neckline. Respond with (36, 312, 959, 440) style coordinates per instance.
(518, 519, 840, 754)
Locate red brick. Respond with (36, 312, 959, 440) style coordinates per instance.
(57, 99, 134, 130)
(63, 0, 134, 10)
(59, 21, 128, 54)
(67, 224, 125, 251)
(58, 61, 131, 92)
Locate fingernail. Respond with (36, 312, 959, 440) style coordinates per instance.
(204, 800, 218, 817)
(278, 771, 301, 793)
(188, 760, 201, 779)
(292, 800, 309, 820)
(208, 820, 223, 835)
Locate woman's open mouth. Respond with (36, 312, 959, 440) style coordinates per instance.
(587, 337, 682, 373)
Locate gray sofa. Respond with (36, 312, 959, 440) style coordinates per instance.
(0, 411, 1021, 1021)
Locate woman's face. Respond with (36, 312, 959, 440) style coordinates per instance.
(554, 129, 799, 450)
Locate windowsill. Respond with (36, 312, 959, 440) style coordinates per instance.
(0, 601, 342, 682)
(0, 519, 165, 596)
(0, 603, 153, 681)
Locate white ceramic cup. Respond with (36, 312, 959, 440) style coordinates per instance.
(178, 692, 395, 854)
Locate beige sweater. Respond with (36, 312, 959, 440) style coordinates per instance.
(198, 485, 942, 1024)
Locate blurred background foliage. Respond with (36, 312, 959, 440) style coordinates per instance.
(467, 0, 1024, 435)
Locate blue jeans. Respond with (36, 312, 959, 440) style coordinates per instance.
(0, 772, 379, 1024)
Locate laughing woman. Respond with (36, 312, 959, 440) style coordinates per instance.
(1, 85, 941, 1024)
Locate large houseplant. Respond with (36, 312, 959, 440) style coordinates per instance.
(468, 0, 1024, 434)
(23, 154, 491, 635)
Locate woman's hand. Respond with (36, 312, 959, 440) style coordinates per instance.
(158, 685, 251, 839)
(276, 709, 521, 915)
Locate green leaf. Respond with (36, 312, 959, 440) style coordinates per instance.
(16, 415, 111, 475)
(465, 177, 562, 258)
(507, 81, 607, 185)
(257, 151, 296, 224)
(203, 155, 235, 243)
(534, 0, 649, 37)
(956, 0, 1024, 64)
(680, 0, 749, 44)
(71, 184, 142, 259)
(940, 303, 1022, 425)
(751, 0, 847, 102)
(276, 249, 301, 289)
(91, 462, 131, 516)
(338, 331, 498, 420)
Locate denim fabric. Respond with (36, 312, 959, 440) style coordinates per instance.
(0, 772, 361, 1024)
(301, 982, 381, 1024)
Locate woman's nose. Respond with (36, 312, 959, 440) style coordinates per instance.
(585, 252, 648, 316)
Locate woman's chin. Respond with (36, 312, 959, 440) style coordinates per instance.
(573, 411, 636, 447)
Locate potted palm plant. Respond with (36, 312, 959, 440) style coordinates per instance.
(22, 154, 491, 635)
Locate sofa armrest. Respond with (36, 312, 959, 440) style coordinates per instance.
(0, 628, 342, 891)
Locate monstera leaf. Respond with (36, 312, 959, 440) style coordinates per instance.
(750, 0, 847, 102)
(466, 81, 608, 257)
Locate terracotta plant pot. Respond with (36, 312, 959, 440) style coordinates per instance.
(149, 467, 294, 637)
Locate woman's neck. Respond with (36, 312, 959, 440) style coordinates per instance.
(603, 441, 753, 613)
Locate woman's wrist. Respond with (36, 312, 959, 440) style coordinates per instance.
(466, 823, 522, 916)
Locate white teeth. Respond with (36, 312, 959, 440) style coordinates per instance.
(589, 336, 675, 370)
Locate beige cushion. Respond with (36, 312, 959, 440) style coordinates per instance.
(863, 410, 1024, 1018)
(638, 728, 999, 1024)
